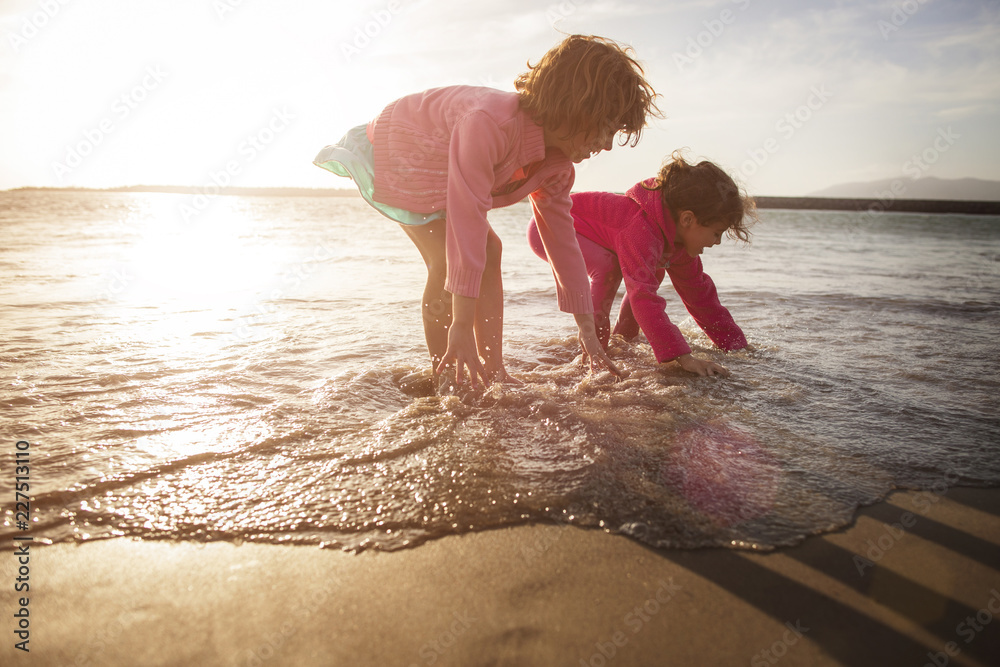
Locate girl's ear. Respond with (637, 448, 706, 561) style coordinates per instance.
(678, 210, 698, 228)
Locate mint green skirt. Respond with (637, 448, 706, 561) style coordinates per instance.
(312, 125, 444, 226)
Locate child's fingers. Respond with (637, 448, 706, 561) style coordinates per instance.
(593, 352, 622, 377)
(465, 361, 483, 390)
(579, 336, 624, 378)
(476, 361, 491, 388)
(435, 355, 452, 376)
(458, 361, 477, 388)
(706, 362, 730, 377)
(591, 348, 625, 378)
(435, 341, 490, 389)
(453, 356, 489, 389)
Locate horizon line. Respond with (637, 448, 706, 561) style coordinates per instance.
(4, 185, 1000, 214)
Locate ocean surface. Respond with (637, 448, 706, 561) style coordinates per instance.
(1, 190, 998, 552)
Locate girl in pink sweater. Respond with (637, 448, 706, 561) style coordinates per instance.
(314, 35, 656, 387)
(528, 152, 756, 376)
(314, 35, 659, 391)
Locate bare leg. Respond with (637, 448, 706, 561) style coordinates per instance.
(476, 230, 502, 373)
(400, 220, 451, 369)
(476, 230, 519, 383)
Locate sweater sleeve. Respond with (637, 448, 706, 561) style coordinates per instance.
(617, 227, 692, 362)
(529, 168, 593, 314)
(666, 254, 747, 351)
(443, 110, 506, 299)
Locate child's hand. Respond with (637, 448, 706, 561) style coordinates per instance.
(437, 295, 489, 388)
(437, 321, 489, 388)
(675, 353, 730, 377)
(574, 313, 625, 378)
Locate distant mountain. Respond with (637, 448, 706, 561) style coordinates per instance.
(809, 177, 1000, 201)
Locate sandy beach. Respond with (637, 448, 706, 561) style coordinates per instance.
(3, 1, 1000, 664)
(2, 486, 997, 666)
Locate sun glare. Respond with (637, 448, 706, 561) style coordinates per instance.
(98, 192, 301, 356)
(123, 195, 282, 306)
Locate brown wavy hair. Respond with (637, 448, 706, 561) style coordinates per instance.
(515, 34, 661, 147)
(646, 150, 757, 243)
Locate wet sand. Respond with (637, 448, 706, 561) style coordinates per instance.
(3, 487, 998, 666)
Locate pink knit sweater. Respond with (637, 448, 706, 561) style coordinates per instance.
(369, 86, 592, 313)
(570, 180, 748, 361)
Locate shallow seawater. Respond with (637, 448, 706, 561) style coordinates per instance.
(1, 191, 998, 552)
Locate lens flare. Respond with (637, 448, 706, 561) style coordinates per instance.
(665, 421, 780, 526)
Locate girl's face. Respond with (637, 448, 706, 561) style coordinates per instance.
(545, 124, 616, 163)
(676, 212, 729, 257)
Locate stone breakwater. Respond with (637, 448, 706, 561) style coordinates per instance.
(755, 196, 1000, 216)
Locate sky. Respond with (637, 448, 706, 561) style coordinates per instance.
(1, 0, 998, 196)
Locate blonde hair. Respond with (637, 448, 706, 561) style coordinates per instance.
(515, 34, 661, 147)
(646, 151, 757, 243)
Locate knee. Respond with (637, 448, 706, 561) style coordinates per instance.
(424, 258, 447, 288)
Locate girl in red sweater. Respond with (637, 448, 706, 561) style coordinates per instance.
(315, 35, 659, 392)
(528, 152, 756, 376)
